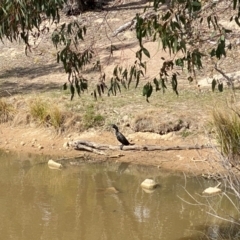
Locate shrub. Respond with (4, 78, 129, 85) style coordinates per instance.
(212, 108, 240, 164)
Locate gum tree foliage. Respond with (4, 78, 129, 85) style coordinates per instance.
(135, 0, 240, 100)
(0, 0, 240, 100)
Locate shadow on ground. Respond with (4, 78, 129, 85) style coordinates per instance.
(0, 63, 62, 79)
(0, 63, 65, 97)
(0, 81, 62, 98)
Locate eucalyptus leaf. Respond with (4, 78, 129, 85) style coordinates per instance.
(97, 84, 101, 97)
(70, 84, 75, 101)
(218, 82, 223, 92)
(142, 47, 150, 58)
(153, 78, 160, 91)
(93, 90, 97, 100)
(212, 79, 217, 92)
(143, 83, 150, 96)
(63, 82, 67, 90)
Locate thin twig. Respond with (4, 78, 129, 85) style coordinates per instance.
(206, 211, 240, 226)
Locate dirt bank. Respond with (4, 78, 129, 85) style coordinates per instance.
(0, 123, 225, 176)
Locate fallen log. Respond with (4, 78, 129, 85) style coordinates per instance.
(72, 143, 106, 155)
(112, 10, 158, 37)
(69, 140, 213, 154)
(112, 20, 135, 37)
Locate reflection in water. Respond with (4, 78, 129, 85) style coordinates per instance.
(179, 222, 240, 240)
(134, 205, 150, 223)
(0, 150, 239, 240)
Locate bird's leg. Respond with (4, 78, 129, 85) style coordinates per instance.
(120, 145, 123, 150)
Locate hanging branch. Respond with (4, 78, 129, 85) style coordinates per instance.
(214, 63, 234, 88)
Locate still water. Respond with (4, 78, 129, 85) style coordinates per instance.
(0, 150, 239, 240)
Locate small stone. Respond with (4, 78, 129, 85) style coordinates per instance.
(38, 145, 43, 150)
(63, 142, 69, 149)
(20, 141, 25, 146)
(141, 179, 158, 190)
(202, 187, 222, 195)
(48, 159, 62, 169)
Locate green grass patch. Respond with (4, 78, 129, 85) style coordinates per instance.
(82, 104, 105, 129)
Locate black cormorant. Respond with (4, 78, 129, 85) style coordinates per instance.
(111, 124, 132, 150)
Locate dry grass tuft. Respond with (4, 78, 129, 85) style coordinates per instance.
(212, 107, 240, 164)
(28, 98, 66, 130)
(62, 113, 82, 132)
(29, 98, 49, 125)
(0, 98, 15, 123)
(12, 112, 31, 126)
(0, 96, 106, 134)
(49, 106, 64, 129)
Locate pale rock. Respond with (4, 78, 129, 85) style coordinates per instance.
(141, 179, 158, 190)
(202, 187, 222, 195)
(63, 142, 69, 149)
(48, 159, 62, 170)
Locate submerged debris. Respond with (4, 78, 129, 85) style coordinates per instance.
(48, 159, 62, 170)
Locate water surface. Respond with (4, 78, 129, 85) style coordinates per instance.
(0, 150, 238, 240)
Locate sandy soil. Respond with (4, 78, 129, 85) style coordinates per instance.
(0, 123, 224, 176)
